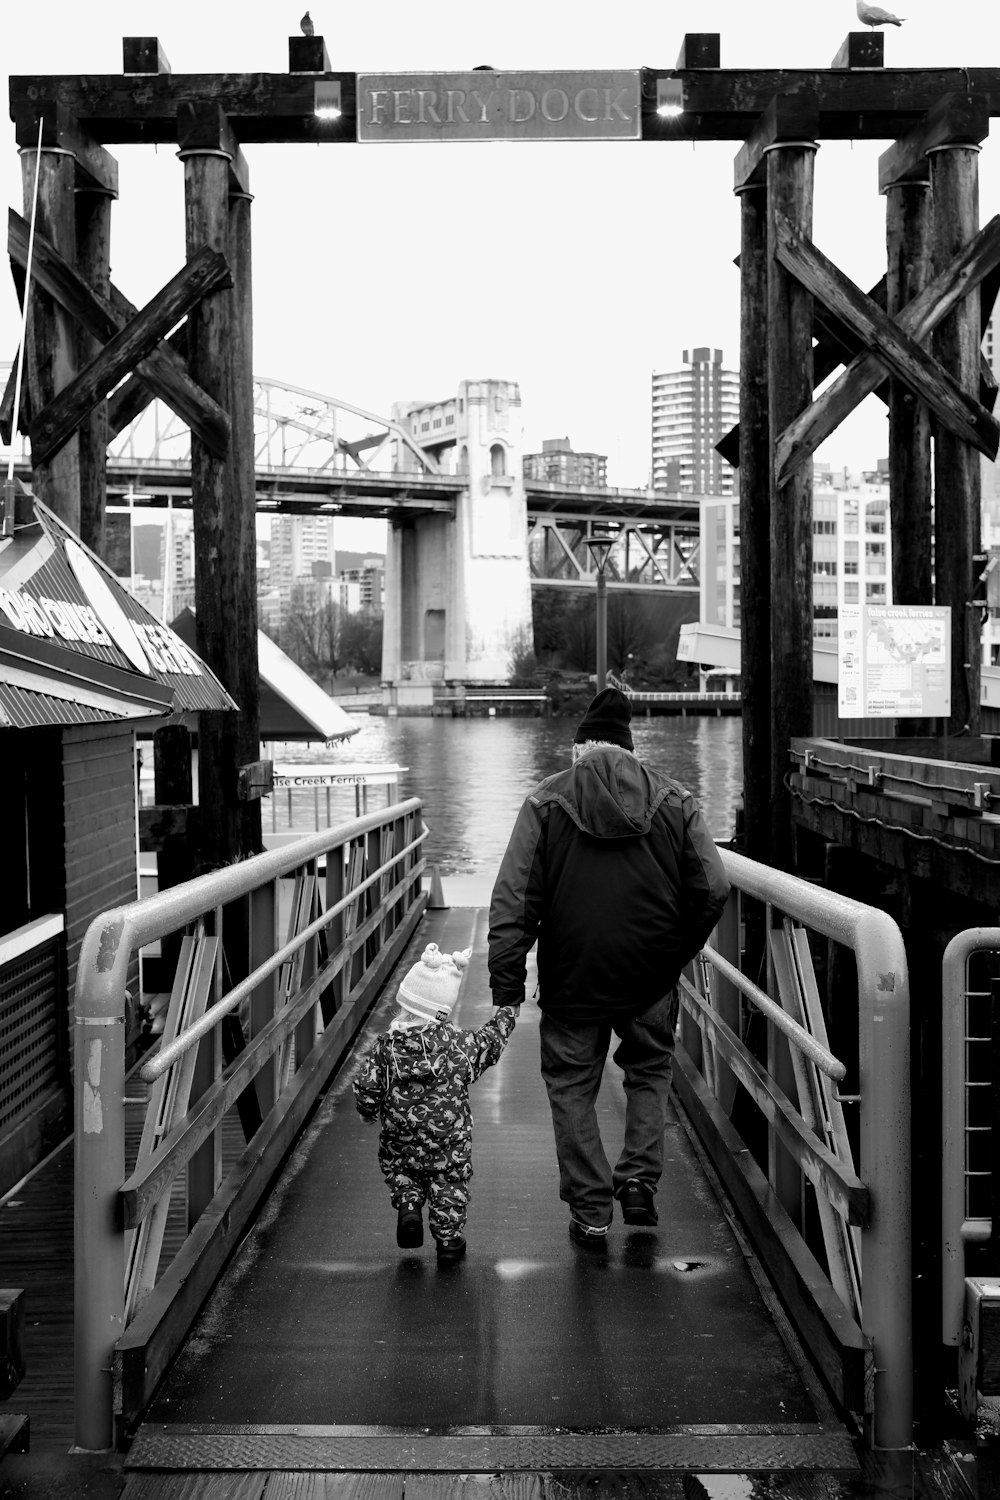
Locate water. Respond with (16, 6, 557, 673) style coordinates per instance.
(271, 712, 743, 879)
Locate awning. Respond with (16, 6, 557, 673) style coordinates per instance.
(171, 608, 360, 744)
(0, 485, 237, 729)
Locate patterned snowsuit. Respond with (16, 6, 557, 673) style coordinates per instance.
(353, 1008, 517, 1242)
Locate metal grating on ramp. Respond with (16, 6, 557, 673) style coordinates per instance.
(126, 1423, 860, 1473)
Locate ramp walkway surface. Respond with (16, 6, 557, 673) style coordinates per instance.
(124, 903, 855, 1483)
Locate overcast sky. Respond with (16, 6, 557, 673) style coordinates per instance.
(2, 0, 998, 552)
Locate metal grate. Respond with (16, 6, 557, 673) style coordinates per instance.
(127, 1424, 861, 1474)
(0, 938, 61, 1133)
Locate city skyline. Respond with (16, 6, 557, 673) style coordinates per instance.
(2, 0, 998, 548)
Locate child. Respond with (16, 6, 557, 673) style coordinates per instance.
(353, 942, 518, 1263)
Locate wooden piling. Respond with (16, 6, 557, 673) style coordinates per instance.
(74, 185, 113, 559)
(228, 186, 263, 857)
(930, 143, 983, 736)
(737, 180, 772, 891)
(767, 142, 817, 872)
(22, 146, 80, 530)
(886, 181, 934, 734)
(181, 112, 240, 871)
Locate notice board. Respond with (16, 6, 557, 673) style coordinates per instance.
(838, 604, 951, 719)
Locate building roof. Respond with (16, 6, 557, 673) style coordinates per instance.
(171, 608, 360, 745)
(0, 485, 238, 730)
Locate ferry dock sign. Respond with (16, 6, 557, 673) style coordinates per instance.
(357, 71, 641, 142)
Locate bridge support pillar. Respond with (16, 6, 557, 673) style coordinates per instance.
(384, 380, 533, 693)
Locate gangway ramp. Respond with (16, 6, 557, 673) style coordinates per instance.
(123, 906, 858, 1489)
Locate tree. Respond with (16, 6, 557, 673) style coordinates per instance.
(507, 626, 539, 685)
(279, 594, 344, 689)
(606, 592, 651, 677)
(531, 588, 570, 666)
(341, 611, 384, 678)
(561, 593, 596, 673)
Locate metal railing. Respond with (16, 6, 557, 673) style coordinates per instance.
(72, 798, 426, 1451)
(942, 929, 1000, 1345)
(674, 847, 911, 1450)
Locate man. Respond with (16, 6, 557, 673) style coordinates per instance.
(487, 687, 730, 1249)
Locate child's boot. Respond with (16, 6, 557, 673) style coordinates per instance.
(435, 1235, 466, 1264)
(397, 1205, 424, 1248)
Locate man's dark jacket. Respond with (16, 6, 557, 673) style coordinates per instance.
(488, 747, 731, 1020)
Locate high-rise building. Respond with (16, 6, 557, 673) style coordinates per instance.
(268, 515, 337, 616)
(523, 437, 608, 488)
(651, 347, 739, 495)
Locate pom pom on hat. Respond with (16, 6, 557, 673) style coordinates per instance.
(397, 942, 471, 1022)
(573, 687, 633, 751)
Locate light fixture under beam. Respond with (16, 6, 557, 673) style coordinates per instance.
(656, 77, 685, 118)
(314, 80, 343, 120)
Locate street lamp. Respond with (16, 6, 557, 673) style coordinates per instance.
(587, 525, 617, 692)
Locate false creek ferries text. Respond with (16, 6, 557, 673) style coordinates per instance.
(276, 773, 375, 787)
(357, 71, 641, 142)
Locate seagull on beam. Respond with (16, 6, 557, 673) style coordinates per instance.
(856, 1, 905, 26)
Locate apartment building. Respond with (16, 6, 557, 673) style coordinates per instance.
(651, 347, 739, 495)
(523, 437, 608, 488)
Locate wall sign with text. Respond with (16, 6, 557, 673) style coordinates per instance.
(357, 71, 641, 143)
(838, 604, 950, 720)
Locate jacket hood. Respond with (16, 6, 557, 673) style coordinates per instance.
(535, 749, 668, 839)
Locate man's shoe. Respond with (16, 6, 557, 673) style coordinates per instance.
(619, 1179, 658, 1226)
(435, 1236, 467, 1264)
(397, 1206, 424, 1248)
(569, 1217, 610, 1251)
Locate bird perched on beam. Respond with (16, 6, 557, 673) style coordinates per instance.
(300, 10, 315, 35)
(856, 0, 905, 25)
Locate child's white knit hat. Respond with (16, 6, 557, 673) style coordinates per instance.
(397, 943, 471, 1022)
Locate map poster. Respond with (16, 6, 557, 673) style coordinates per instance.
(838, 604, 951, 720)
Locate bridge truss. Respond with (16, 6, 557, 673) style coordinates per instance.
(30, 376, 702, 586)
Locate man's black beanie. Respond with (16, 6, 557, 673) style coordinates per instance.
(573, 687, 633, 751)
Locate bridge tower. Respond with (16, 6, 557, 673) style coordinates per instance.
(382, 379, 533, 702)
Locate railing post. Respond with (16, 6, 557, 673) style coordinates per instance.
(73, 920, 128, 1451)
(941, 931, 1000, 1346)
(325, 838, 347, 1018)
(250, 879, 279, 1118)
(712, 887, 742, 1116)
(856, 909, 912, 1449)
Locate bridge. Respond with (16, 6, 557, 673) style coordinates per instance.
(7, 371, 703, 698)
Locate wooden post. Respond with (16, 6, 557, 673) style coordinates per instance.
(22, 143, 80, 530)
(75, 185, 114, 558)
(228, 186, 263, 857)
(931, 143, 983, 737)
(153, 722, 194, 894)
(180, 106, 239, 872)
(886, 181, 934, 735)
(737, 182, 771, 882)
(767, 142, 817, 871)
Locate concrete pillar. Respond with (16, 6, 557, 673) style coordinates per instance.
(385, 379, 534, 690)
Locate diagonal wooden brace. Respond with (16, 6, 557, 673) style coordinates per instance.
(774, 211, 1000, 486)
(7, 208, 230, 457)
(29, 245, 233, 469)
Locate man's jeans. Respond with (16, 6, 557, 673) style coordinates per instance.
(539, 993, 677, 1229)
